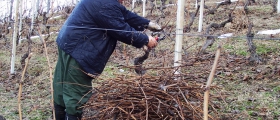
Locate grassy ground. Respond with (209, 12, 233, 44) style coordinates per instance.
(0, 1, 280, 120)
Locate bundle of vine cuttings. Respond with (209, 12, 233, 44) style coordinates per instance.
(81, 68, 219, 120)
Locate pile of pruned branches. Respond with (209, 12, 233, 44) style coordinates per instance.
(81, 55, 220, 120)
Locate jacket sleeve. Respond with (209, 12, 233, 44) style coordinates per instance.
(122, 7, 150, 31)
(94, 3, 149, 48)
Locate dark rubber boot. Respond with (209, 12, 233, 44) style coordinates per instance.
(54, 104, 66, 120)
(65, 113, 81, 120)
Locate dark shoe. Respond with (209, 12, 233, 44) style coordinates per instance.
(65, 113, 81, 120)
(54, 104, 66, 120)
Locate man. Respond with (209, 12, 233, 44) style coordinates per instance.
(52, 0, 161, 119)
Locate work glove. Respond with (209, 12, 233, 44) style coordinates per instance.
(147, 22, 162, 31)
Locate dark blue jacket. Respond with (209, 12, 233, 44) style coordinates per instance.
(56, 0, 150, 75)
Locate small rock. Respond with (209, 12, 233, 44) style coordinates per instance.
(246, 106, 254, 109)
(225, 23, 232, 29)
(258, 112, 266, 117)
(243, 74, 250, 81)
(119, 69, 124, 72)
(248, 98, 256, 102)
(250, 111, 258, 116)
(231, 110, 240, 114)
(224, 72, 232, 76)
(234, 66, 241, 71)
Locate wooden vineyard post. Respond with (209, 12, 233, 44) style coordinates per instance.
(143, 0, 146, 17)
(10, 0, 20, 74)
(174, 0, 185, 75)
(198, 0, 204, 32)
(203, 46, 221, 120)
(278, 0, 280, 13)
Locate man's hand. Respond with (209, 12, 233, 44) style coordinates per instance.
(148, 22, 162, 31)
(146, 36, 158, 49)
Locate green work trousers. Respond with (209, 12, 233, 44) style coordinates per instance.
(53, 48, 93, 116)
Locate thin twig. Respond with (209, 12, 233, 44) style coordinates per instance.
(203, 46, 221, 120)
(117, 107, 137, 120)
(36, 26, 55, 120)
(138, 84, 149, 120)
(18, 53, 32, 120)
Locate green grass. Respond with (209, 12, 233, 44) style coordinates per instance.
(0, 51, 9, 62)
(214, 76, 280, 119)
(236, 49, 249, 56)
(256, 43, 279, 55)
(249, 5, 273, 14)
(100, 64, 118, 79)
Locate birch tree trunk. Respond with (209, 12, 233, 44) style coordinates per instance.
(10, 0, 20, 74)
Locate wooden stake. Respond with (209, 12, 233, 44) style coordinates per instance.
(203, 46, 221, 120)
(18, 53, 33, 120)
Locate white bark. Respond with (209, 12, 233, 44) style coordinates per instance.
(174, 0, 185, 74)
(35, 0, 39, 17)
(30, 0, 36, 32)
(47, 0, 50, 13)
(277, 0, 280, 13)
(23, 0, 27, 13)
(198, 0, 204, 32)
(9, 0, 14, 21)
(142, 0, 146, 17)
(131, 0, 136, 12)
(18, 0, 23, 44)
(10, 0, 19, 74)
(6, 0, 9, 17)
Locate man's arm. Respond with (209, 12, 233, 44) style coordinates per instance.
(121, 4, 162, 31)
(121, 6, 150, 31)
(94, 3, 148, 48)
